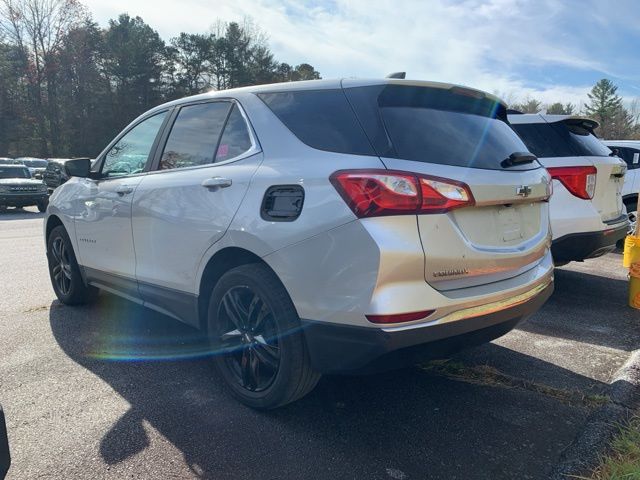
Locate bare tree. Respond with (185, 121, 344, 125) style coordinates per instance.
(0, 0, 88, 154)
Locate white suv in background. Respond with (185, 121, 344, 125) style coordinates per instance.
(509, 114, 628, 265)
(603, 140, 639, 234)
(45, 79, 554, 408)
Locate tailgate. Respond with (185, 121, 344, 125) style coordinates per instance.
(383, 159, 552, 291)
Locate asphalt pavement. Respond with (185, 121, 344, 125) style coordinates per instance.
(1, 206, 638, 479)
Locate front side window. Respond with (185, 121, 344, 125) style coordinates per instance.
(102, 112, 167, 177)
(160, 102, 231, 170)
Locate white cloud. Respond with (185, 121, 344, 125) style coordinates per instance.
(82, 0, 632, 107)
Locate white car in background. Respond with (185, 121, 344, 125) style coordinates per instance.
(509, 114, 628, 265)
(603, 140, 639, 234)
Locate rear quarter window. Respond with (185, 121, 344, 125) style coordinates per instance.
(257, 90, 375, 156)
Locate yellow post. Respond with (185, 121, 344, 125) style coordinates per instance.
(624, 194, 640, 309)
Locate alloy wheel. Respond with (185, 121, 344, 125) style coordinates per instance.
(629, 209, 637, 236)
(51, 237, 73, 296)
(216, 286, 281, 392)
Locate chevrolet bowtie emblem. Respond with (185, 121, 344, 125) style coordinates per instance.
(516, 185, 532, 197)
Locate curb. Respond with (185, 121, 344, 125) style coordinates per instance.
(549, 349, 640, 479)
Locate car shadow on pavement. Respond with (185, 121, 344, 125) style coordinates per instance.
(516, 268, 640, 352)
(49, 293, 613, 480)
(0, 207, 45, 221)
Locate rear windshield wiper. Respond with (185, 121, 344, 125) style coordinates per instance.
(501, 151, 537, 168)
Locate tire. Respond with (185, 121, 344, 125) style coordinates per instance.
(626, 198, 638, 236)
(207, 263, 321, 409)
(37, 200, 47, 213)
(47, 225, 99, 305)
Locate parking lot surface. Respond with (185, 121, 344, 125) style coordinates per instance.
(1, 207, 638, 479)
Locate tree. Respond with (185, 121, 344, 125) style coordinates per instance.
(0, 0, 89, 155)
(102, 14, 167, 128)
(512, 97, 542, 114)
(169, 32, 215, 96)
(546, 102, 575, 115)
(584, 79, 633, 139)
(0, 8, 321, 156)
(56, 20, 111, 156)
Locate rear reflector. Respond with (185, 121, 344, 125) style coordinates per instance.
(330, 169, 474, 218)
(366, 310, 435, 324)
(547, 166, 597, 200)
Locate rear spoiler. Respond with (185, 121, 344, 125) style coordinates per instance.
(562, 116, 600, 132)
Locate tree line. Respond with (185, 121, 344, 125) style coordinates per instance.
(0, 0, 320, 158)
(510, 79, 640, 140)
(1, 1, 637, 158)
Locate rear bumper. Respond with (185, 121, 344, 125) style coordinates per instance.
(0, 193, 48, 207)
(551, 220, 628, 262)
(301, 280, 554, 374)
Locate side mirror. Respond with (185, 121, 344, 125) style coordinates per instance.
(64, 158, 92, 178)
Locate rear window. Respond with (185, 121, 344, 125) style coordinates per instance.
(512, 121, 612, 158)
(346, 85, 533, 170)
(257, 90, 375, 156)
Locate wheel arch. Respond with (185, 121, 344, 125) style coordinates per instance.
(197, 247, 292, 331)
(45, 215, 65, 243)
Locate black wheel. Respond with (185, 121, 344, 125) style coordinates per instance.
(207, 264, 320, 409)
(47, 225, 99, 305)
(37, 200, 47, 212)
(627, 199, 638, 236)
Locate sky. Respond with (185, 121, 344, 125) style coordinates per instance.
(82, 0, 640, 108)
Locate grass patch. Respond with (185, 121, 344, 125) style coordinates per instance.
(420, 359, 609, 408)
(577, 416, 640, 479)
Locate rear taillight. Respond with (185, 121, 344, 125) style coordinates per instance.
(547, 166, 597, 200)
(330, 169, 474, 218)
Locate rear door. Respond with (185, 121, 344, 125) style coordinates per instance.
(345, 82, 551, 291)
(132, 100, 262, 319)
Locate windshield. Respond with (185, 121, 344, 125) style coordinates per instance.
(0, 166, 30, 178)
(512, 121, 612, 158)
(22, 159, 47, 168)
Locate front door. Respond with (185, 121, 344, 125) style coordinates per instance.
(74, 111, 169, 292)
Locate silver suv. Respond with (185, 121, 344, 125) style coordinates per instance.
(45, 79, 554, 409)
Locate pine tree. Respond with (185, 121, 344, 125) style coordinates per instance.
(584, 79, 633, 139)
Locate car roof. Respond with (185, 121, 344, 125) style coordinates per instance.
(146, 78, 507, 116)
(0, 164, 28, 168)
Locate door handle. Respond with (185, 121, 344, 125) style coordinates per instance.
(202, 177, 232, 190)
(115, 185, 134, 195)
